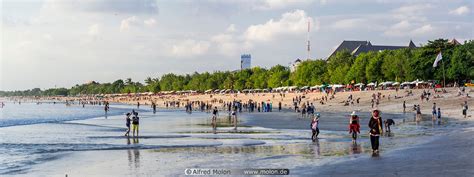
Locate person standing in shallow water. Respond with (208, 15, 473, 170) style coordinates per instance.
(132, 112, 140, 137)
(212, 107, 218, 130)
(310, 114, 320, 141)
(368, 110, 383, 153)
(124, 113, 131, 136)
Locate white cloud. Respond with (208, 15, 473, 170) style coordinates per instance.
(391, 4, 433, 21)
(226, 24, 237, 33)
(330, 18, 366, 29)
(144, 18, 157, 26)
(88, 24, 100, 36)
(411, 24, 433, 35)
(171, 40, 210, 57)
(244, 9, 314, 42)
(449, 6, 470, 15)
(253, 0, 315, 10)
(384, 20, 412, 36)
(120, 16, 138, 32)
(211, 33, 239, 56)
(384, 20, 434, 37)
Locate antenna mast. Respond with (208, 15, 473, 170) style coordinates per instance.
(307, 18, 311, 60)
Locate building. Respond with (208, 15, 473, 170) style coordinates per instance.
(290, 58, 302, 72)
(329, 40, 417, 58)
(241, 54, 251, 70)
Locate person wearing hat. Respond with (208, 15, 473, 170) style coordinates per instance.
(349, 111, 360, 143)
(310, 113, 320, 141)
(368, 109, 383, 153)
(350, 111, 360, 124)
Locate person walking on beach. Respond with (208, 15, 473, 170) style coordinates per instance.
(232, 106, 238, 130)
(416, 105, 422, 122)
(132, 112, 140, 137)
(368, 110, 383, 153)
(349, 119, 360, 143)
(152, 102, 157, 114)
(437, 108, 442, 125)
(278, 102, 282, 112)
(124, 113, 131, 136)
(310, 114, 320, 141)
(212, 106, 218, 130)
(403, 101, 406, 113)
(432, 103, 437, 121)
(462, 101, 468, 118)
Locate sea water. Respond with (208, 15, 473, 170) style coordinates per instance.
(0, 102, 455, 175)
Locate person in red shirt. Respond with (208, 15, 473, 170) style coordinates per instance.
(349, 112, 360, 143)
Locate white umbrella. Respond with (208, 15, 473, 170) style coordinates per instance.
(367, 82, 375, 86)
(354, 83, 365, 87)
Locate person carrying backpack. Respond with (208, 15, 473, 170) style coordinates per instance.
(132, 112, 140, 137)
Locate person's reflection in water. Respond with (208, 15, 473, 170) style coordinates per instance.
(311, 140, 321, 158)
(133, 137, 140, 168)
(349, 142, 362, 155)
(126, 137, 132, 168)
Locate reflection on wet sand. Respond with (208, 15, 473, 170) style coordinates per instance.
(150, 141, 369, 159)
(126, 137, 141, 169)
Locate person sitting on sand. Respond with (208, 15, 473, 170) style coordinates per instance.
(368, 110, 383, 153)
(132, 112, 140, 137)
(310, 114, 320, 141)
(124, 113, 131, 136)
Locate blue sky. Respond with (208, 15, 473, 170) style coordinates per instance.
(1, 0, 473, 90)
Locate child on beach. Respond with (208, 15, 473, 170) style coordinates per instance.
(310, 114, 320, 141)
(437, 108, 441, 125)
(349, 111, 360, 143)
(124, 113, 131, 136)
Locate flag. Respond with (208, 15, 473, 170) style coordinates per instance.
(433, 52, 442, 68)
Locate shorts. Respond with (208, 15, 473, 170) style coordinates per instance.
(132, 124, 139, 131)
(432, 111, 437, 115)
(463, 110, 467, 115)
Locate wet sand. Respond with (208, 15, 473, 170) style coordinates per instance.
(5, 107, 472, 176)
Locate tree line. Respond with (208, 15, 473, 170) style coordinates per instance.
(1, 39, 472, 97)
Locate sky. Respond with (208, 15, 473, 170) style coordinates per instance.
(1, 0, 473, 91)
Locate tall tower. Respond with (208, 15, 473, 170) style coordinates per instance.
(306, 18, 311, 60)
(240, 54, 251, 70)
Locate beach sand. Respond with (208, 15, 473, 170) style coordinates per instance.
(3, 87, 473, 176)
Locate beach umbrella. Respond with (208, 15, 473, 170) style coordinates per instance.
(367, 82, 375, 86)
(354, 83, 365, 87)
(393, 82, 400, 85)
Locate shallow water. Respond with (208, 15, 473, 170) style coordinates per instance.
(0, 103, 463, 176)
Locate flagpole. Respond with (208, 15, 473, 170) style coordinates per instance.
(442, 57, 446, 88)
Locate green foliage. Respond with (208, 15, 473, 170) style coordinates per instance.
(290, 60, 327, 86)
(1, 39, 473, 97)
